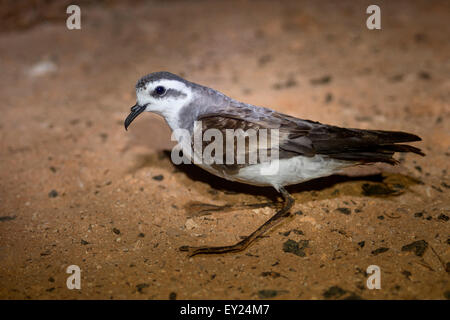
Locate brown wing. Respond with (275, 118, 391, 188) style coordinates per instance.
(195, 114, 296, 175)
(195, 108, 423, 174)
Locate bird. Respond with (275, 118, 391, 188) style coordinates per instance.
(124, 71, 424, 257)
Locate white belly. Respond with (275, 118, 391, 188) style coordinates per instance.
(176, 137, 349, 190)
(228, 155, 349, 189)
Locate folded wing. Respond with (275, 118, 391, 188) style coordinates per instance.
(197, 104, 424, 170)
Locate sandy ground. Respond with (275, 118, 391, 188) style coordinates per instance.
(0, 0, 449, 300)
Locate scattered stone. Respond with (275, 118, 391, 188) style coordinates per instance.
(0, 216, 16, 222)
(323, 286, 346, 299)
(282, 239, 309, 257)
(258, 290, 278, 299)
(99, 133, 108, 142)
(336, 207, 351, 215)
(389, 74, 404, 82)
(48, 277, 55, 282)
(272, 78, 297, 90)
(152, 175, 164, 181)
(112, 228, 121, 235)
(402, 270, 412, 279)
(48, 190, 58, 198)
(80, 239, 90, 245)
(438, 214, 449, 222)
(258, 54, 272, 66)
(138, 233, 145, 238)
(310, 75, 332, 85)
(261, 271, 281, 278)
(418, 71, 431, 80)
(414, 33, 427, 42)
(70, 119, 80, 125)
(371, 247, 389, 255)
(358, 241, 365, 248)
(401, 240, 428, 257)
(280, 229, 304, 237)
(414, 212, 424, 218)
(136, 283, 149, 293)
(169, 292, 177, 300)
(377, 215, 385, 220)
(40, 250, 51, 256)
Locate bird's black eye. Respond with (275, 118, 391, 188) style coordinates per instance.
(154, 86, 166, 95)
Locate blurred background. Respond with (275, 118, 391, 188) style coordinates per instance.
(0, 0, 448, 299)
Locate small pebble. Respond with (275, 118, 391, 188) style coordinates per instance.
(48, 190, 58, 198)
(372, 247, 389, 255)
(336, 207, 351, 215)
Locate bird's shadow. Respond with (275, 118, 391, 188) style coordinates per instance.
(130, 150, 422, 205)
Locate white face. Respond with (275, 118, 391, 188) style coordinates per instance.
(136, 79, 194, 123)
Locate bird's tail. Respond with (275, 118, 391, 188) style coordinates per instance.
(323, 129, 424, 165)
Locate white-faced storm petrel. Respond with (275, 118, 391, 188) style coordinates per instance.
(125, 71, 424, 257)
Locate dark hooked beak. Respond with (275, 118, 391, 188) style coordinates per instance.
(124, 103, 146, 131)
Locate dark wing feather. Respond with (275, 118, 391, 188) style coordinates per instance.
(197, 114, 296, 175)
(197, 105, 424, 170)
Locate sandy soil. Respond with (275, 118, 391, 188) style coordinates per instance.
(0, 0, 449, 299)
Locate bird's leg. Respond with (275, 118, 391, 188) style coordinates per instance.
(185, 200, 280, 218)
(180, 187, 294, 257)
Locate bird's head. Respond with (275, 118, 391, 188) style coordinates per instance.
(124, 71, 194, 130)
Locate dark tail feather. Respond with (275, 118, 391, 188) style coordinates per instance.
(324, 129, 424, 165)
(363, 130, 422, 144)
(330, 151, 399, 165)
(381, 144, 425, 156)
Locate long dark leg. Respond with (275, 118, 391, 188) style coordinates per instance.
(180, 187, 294, 257)
(185, 200, 280, 218)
